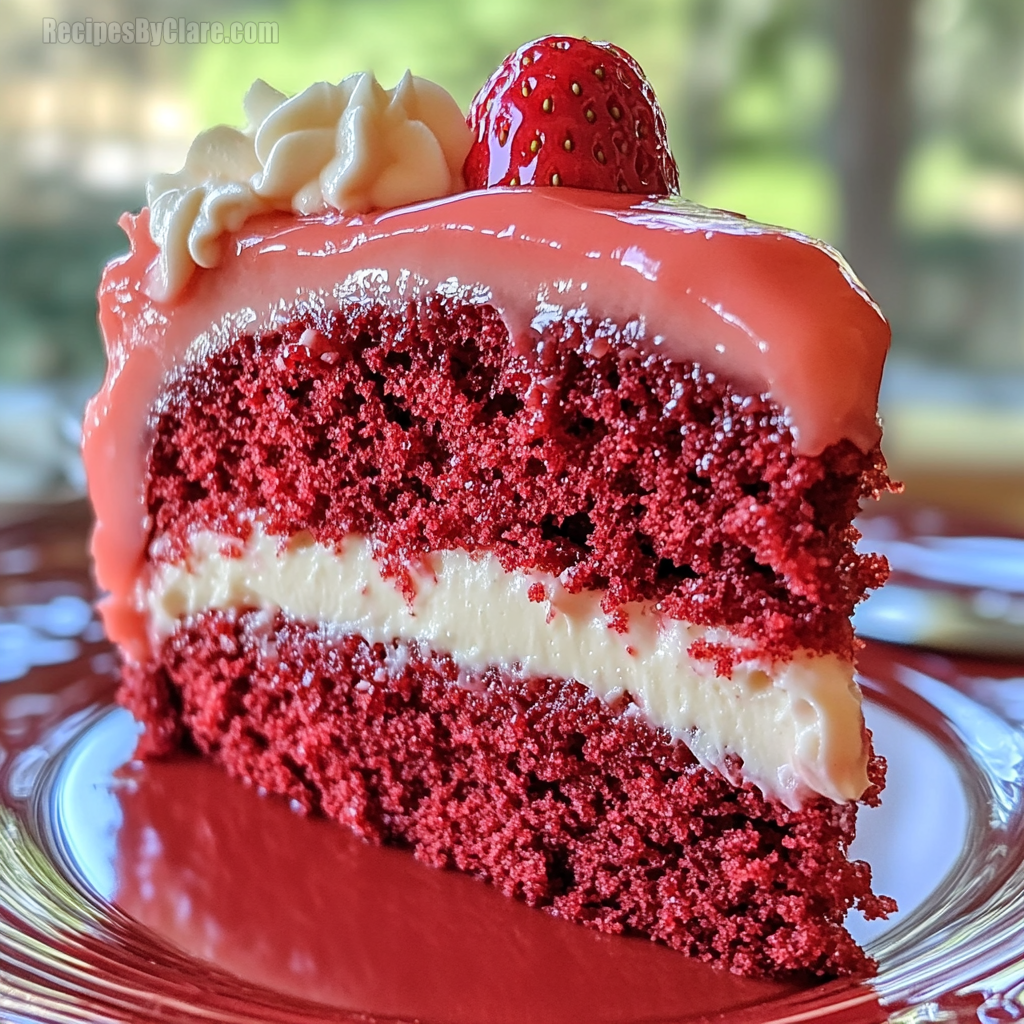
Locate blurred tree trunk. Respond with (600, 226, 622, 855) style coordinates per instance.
(836, 0, 915, 316)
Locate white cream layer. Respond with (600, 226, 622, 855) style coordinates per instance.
(141, 527, 870, 809)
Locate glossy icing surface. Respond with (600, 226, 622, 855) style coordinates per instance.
(85, 187, 890, 653)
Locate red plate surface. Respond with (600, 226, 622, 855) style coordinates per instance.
(1, 503, 1024, 1024)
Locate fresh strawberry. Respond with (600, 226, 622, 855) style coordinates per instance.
(464, 35, 679, 195)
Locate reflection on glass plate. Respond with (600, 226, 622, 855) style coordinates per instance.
(856, 507, 1024, 656)
(2, 504, 1024, 1024)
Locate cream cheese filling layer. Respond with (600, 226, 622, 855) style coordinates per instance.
(140, 526, 870, 809)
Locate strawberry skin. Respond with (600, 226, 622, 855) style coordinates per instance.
(464, 35, 679, 195)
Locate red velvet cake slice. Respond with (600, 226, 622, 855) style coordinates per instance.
(85, 38, 896, 980)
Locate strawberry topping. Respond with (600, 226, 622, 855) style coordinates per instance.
(464, 36, 679, 195)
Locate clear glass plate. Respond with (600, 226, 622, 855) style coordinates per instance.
(2, 504, 1024, 1024)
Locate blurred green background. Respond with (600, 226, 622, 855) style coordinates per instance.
(2, 0, 1024, 519)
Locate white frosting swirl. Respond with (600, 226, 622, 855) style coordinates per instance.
(146, 73, 473, 301)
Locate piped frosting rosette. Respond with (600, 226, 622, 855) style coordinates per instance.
(146, 73, 473, 300)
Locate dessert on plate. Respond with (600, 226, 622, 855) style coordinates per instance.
(85, 36, 897, 979)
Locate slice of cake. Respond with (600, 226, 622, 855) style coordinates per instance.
(85, 36, 896, 979)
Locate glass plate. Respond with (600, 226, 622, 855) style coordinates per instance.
(2, 503, 1024, 1024)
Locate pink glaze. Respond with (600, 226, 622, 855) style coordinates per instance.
(85, 187, 889, 657)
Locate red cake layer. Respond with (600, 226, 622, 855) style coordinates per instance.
(121, 608, 894, 979)
(145, 295, 891, 671)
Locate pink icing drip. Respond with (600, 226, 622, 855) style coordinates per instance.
(84, 187, 889, 659)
